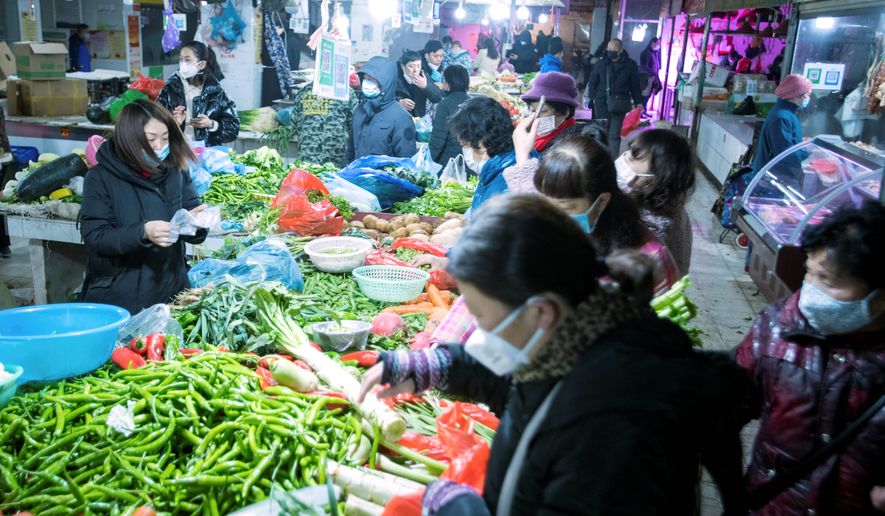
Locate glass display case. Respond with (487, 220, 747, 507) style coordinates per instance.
(735, 135, 883, 300)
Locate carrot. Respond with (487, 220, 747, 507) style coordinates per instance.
(383, 303, 436, 315)
(426, 283, 448, 308)
(408, 291, 452, 305)
(424, 307, 451, 335)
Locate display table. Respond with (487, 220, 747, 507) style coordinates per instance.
(695, 113, 762, 186)
(5, 215, 228, 305)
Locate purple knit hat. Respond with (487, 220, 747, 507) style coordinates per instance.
(521, 72, 580, 107)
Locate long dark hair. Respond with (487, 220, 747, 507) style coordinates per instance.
(449, 194, 654, 308)
(110, 99, 195, 173)
(484, 38, 499, 60)
(627, 129, 695, 218)
(534, 135, 646, 255)
(181, 41, 224, 82)
(448, 96, 514, 157)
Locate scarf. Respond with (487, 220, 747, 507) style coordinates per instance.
(534, 117, 577, 153)
(264, 8, 294, 99)
(514, 288, 641, 383)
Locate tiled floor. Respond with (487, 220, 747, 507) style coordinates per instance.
(1, 170, 766, 511)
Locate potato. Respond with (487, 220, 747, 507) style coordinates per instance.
(389, 215, 408, 227)
(406, 223, 424, 234)
(419, 222, 433, 234)
(374, 219, 390, 233)
(444, 211, 461, 219)
(403, 213, 420, 225)
(391, 228, 410, 239)
(434, 218, 463, 234)
(362, 215, 379, 230)
(364, 229, 382, 240)
(349, 221, 365, 229)
(410, 230, 429, 236)
(431, 231, 458, 246)
(409, 233, 430, 241)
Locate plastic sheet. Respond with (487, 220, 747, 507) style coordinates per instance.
(321, 173, 382, 213)
(187, 239, 305, 292)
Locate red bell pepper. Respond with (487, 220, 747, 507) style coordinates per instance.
(340, 350, 380, 367)
(256, 366, 278, 390)
(180, 348, 203, 357)
(128, 337, 147, 356)
(391, 238, 448, 257)
(144, 334, 166, 362)
(112, 348, 146, 370)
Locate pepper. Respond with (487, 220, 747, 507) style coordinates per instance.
(179, 348, 203, 357)
(144, 334, 166, 362)
(340, 351, 380, 368)
(292, 360, 311, 371)
(309, 342, 322, 352)
(309, 390, 348, 411)
(111, 348, 146, 370)
(128, 338, 147, 356)
(258, 354, 294, 369)
(255, 366, 277, 390)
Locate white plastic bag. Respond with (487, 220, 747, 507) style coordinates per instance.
(321, 173, 382, 212)
(167, 205, 222, 243)
(116, 304, 184, 350)
(412, 144, 443, 176)
(440, 154, 468, 186)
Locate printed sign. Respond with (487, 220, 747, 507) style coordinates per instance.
(313, 35, 352, 101)
(803, 62, 845, 91)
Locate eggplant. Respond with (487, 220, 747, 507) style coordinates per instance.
(16, 154, 87, 202)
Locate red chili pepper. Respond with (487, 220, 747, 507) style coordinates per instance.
(309, 342, 322, 352)
(382, 392, 427, 408)
(112, 348, 146, 370)
(256, 366, 277, 390)
(259, 354, 297, 369)
(144, 334, 165, 362)
(311, 390, 348, 409)
(293, 360, 311, 371)
(180, 348, 203, 357)
(128, 337, 147, 356)
(340, 350, 380, 367)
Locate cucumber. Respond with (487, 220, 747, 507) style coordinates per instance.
(15, 154, 87, 202)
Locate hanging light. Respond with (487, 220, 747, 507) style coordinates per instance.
(481, 16, 490, 25)
(516, 4, 530, 21)
(489, 2, 509, 21)
(368, 0, 397, 19)
(538, 12, 548, 23)
(455, 3, 466, 20)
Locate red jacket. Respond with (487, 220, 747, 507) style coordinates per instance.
(735, 291, 885, 515)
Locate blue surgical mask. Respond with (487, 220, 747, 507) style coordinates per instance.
(570, 194, 608, 234)
(154, 145, 170, 161)
(800, 96, 811, 109)
(798, 281, 879, 335)
(361, 80, 381, 98)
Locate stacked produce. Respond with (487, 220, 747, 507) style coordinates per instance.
(651, 276, 704, 346)
(392, 180, 477, 217)
(1, 152, 87, 203)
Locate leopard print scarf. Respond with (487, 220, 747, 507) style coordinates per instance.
(513, 288, 641, 383)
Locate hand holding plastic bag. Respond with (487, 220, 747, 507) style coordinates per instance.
(167, 205, 221, 243)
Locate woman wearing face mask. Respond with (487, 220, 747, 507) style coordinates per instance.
(429, 65, 471, 167)
(734, 202, 885, 515)
(349, 56, 418, 160)
(615, 129, 695, 275)
(750, 74, 812, 175)
(80, 100, 208, 315)
(157, 41, 239, 147)
(360, 194, 749, 516)
(396, 50, 444, 118)
(520, 72, 582, 155)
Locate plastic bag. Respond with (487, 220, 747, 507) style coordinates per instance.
(210, 0, 247, 48)
(437, 402, 491, 493)
(338, 167, 424, 210)
(201, 147, 245, 175)
(364, 249, 409, 267)
(128, 72, 165, 101)
(116, 304, 184, 349)
(412, 145, 442, 176)
(68, 176, 85, 196)
(397, 431, 448, 461)
(392, 238, 447, 257)
(415, 115, 432, 143)
(440, 154, 468, 186)
(347, 155, 419, 172)
(272, 168, 344, 236)
(321, 173, 382, 213)
(188, 239, 305, 292)
(621, 107, 643, 138)
(428, 269, 457, 291)
(109, 90, 149, 122)
(189, 164, 213, 195)
(162, 7, 181, 53)
(85, 135, 106, 168)
(168, 205, 221, 243)
(381, 493, 423, 516)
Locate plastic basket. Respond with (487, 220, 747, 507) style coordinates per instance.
(305, 237, 374, 273)
(352, 266, 431, 303)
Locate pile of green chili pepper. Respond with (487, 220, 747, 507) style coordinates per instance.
(302, 272, 388, 320)
(0, 352, 366, 514)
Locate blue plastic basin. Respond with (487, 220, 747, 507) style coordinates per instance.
(0, 304, 130, 384)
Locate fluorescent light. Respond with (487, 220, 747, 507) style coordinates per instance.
(489, 3, 509, 21)
(815, 17, 835, 29)
(481, 16, 490, 25)
(455, 4, 466, 20)
(539, 13, 548, 23)
(517, 4, 530, 20)
(631, 23, 647, 42)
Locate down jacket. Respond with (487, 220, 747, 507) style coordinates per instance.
(349, 57, 417, 160)
(157, 74, 239, 147)
(735, 290, 885, 515)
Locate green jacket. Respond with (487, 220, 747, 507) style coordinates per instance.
(290, 86, 358, 165)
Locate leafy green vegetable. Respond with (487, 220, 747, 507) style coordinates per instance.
(392, 180, 477, 216)
(382, 165, 439, 190)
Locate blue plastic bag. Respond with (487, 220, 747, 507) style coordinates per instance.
(189, 165, 213, 195)
(201, 147, 244, 175)
(210, 0, 247, 49)
(188, 239, 304, 292)
(338, 168, 423, 209)
(347, 155, 418, 173)
(321, 173, 382, 212)
(162, 7, 181, 53)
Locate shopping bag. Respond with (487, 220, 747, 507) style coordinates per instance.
(128, 73, 165, 101)
(439, 154, 468, 186)
(621, 107, 643, 138)
(116, 304, 184, 350)
(321, 173, 382, 212)
(412, 145, 442, 176)
(85, 135, 106, 168)
(437, 402, 490, 493)
(272, 168, 344, 236)
(188, 239, 305, 292)
(167, 205, 221, 243)
(338, 167, 424, 210)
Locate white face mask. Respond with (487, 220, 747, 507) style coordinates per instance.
(798, 281, 879, 335)
(465, 299, 546, 376)
(463, 146, 488, 173)
(537, 115, 558, 136)
(615, 154, 653, 193)
(179, 62, 200, 80)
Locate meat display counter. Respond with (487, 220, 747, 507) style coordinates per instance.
(734, 135, 884, 301)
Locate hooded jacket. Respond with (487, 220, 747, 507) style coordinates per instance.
(80, 140, 206, 315)
(350, 57, 418, 160)
(735, 291, 885, 515)
(156, 73, 240, 147)
(539, 54, 563, 73)
(750, 98, 805, 174)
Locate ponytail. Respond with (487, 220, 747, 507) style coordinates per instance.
(181, 41, 225, 82)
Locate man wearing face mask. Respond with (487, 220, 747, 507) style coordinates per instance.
(586, 39, 643, 155)
(359, 194, 749, 516)
(520, 72, 582, 155)
(734, 202, 885, 515)
(638, 37, 662, 115)
(348, 56, 418, 160)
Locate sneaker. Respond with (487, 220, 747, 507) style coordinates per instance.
(0, 246, 10, 259)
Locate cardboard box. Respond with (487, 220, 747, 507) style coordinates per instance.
(0, 42, 15, 80)
(13, 42, 68, 80)
(6, 78, 88, 116)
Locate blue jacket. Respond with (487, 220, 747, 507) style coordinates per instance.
(470, 151, 523, 213)
(539, 54, 563, 74)
(751, 99, 804, 173)
(349, 57, 418, 160)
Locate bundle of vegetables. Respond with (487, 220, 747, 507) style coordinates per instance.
(0, 352, 367, 514)
(651, 276, 703, 347)
(231, 147, 286, 176)
(392, 180, 477, 217)
(237, 107, 279, 133)
(302, 272, 387, 319)
(381, 164, 439, 190)
(306, 190, 354, 220)
(291, 160, 341, 177)
(172, 281, 338, 354)
(202, 168, 287, 221)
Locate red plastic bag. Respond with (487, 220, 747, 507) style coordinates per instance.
(397, 431, 449, 461)
(460, 403, 500, 431)
(128, 73, 165, 101)
(437, 402, 490, 493)
(428, 269, 457, 291)
(272, 168, 344, 236)
(364, 248, 410, 267)
(382, 492, 424, 516)
(620, 107, 643, 138)
(392, 238, 448, 257)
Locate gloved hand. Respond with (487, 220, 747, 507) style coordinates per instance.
(423, 479, 480, 516)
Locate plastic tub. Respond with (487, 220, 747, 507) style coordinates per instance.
(305, 237, 374, 273)
(0, 304, 130, 383)
(0, 364, 24, 408)
(307, 320, 373, 352)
